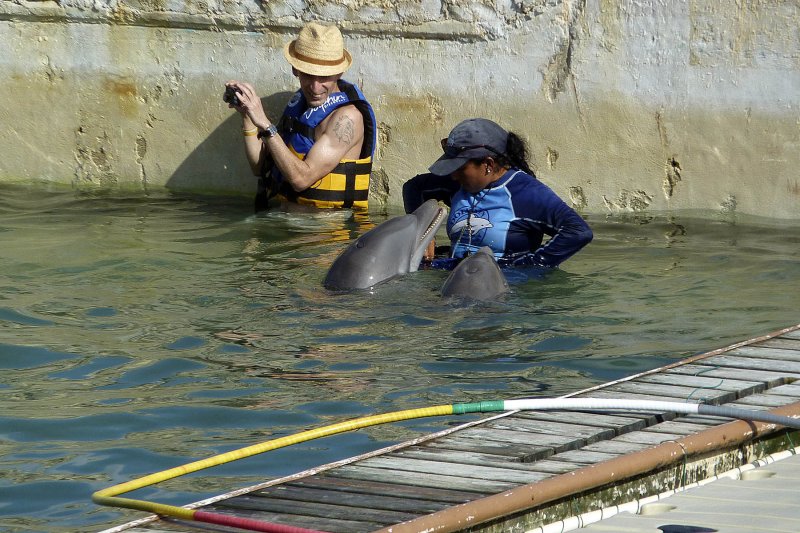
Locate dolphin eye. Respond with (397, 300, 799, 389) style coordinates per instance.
(356, 240, 366, 249)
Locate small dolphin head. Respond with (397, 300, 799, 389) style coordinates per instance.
(441, 246, 509, 301)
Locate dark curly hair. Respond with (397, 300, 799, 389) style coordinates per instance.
(498, 132, 535, 176)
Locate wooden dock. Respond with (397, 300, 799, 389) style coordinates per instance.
(103, 324, 800, 533)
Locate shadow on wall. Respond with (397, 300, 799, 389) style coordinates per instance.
(165, 91, 294, 196)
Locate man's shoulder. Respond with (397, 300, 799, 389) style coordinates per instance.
(320, 105, 365, 131)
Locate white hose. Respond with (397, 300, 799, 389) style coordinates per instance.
(502, 398, 800, 429)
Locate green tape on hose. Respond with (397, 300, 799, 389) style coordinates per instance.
(452, 401, 505, 414)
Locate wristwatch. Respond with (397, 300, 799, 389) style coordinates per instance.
(258, 124, 279, 140)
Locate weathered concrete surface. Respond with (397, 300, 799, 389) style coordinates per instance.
(1, 0, 798, 218)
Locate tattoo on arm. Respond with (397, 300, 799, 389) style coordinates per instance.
(332, 115, 355, 145)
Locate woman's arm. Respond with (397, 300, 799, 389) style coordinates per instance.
(504, 180, 593, 268)
(402, 173, 458, 213)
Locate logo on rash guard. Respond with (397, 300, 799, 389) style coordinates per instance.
(449, 207, 493, 246)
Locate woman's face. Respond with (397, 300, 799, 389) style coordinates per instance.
(451, 159, 490, 194)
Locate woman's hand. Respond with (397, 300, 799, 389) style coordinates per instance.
(424, 239, 436, 261)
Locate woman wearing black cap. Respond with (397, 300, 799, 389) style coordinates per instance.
(402, 118, 593, 269)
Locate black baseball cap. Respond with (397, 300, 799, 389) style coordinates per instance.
(429, 118, 508, 176)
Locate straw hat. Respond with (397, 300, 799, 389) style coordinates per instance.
(283, 22, 352, 76)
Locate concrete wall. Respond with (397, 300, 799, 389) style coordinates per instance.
(2, 0, 798, 218)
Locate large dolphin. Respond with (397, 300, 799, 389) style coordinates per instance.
(324, 199, 446, 290)
(441, 246, 509, 301)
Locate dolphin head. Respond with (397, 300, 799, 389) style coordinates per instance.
(324, 200, 446, 290)
(441, 246, 509, 301)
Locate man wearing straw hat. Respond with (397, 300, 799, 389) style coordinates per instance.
(226, 22, 377, 211)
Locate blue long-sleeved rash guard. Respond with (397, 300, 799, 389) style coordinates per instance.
(402, 170, 593, 268)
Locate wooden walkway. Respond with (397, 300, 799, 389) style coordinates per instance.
(104, 324, 800, 533)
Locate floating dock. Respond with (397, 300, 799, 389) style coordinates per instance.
(101, 324, 800, 533)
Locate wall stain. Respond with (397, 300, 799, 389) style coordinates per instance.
(541, 0, 586, 102)
(136, 134, 148, 187)
(377, 122, 391, 159)
(598, 0, 622, 52)
(602, 189, 653, 212)
(720, 194, 737, 213)
(386, 92, 444, 125)
(541, 0, 587, 129)
(663, 156, 682, 198)
(369, 167, 390, 206)
(656, 109, 669, 148)
(73, 127, 117, 186)
(106, 78, 137, 98)
(666, 220, 687, 238)
(42, 56, 64, 83)
(105, 76, 140, 118)
(569, 186, 587, 209)
(546, 147, 559, 169)
(425, 92, 444, 124)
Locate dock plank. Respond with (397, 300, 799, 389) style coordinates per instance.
(486, 417, 617, 444)
(613, 430, 686, 446)
(663, 364, 798, 385)
(353, 456, 550, 485)
(577, 439, 650, 455)
(392, 447, 548, 472)
(287, 475, 478, 504)
(760, 382, 800, 398)
(601, 381, 738, 403)
(389, 449, 591, 476)
(420, 437, 554, 461)
(511, 411, 653, 435)
(328, 464, 512, 493)
(753, 338, 800, 351)
(707, 355, 800, 373)
(217, 494, 419, 523)
(204, 503, 381, 533)
(250, 484, 452, 514)
(444, 427, 581, 448)
(543, 449, 622, 465)
(635, 373, 767, 396)
(729, 345, 800, 361)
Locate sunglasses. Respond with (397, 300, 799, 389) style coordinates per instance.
(440, 138, 502, 157)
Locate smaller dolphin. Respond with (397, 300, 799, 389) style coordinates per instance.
(324, 200, 445, 290)
(441, 246, 509, 301)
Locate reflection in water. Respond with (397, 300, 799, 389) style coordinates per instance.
(0, 183, 798, 532)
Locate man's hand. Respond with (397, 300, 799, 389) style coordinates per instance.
(224, 80, 271, 130)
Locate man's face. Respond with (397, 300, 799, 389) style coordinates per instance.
(295, 69, 342, 107)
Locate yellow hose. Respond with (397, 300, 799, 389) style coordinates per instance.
(93, 404, 455, 521)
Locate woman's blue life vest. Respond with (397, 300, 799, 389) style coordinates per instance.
(256, 80, 377, 211)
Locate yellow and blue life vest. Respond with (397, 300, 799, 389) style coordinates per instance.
(257, 80, 377, 210)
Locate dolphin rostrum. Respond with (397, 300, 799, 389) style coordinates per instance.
(440, 246, 509, 301)
(324, 199, 446, 290)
